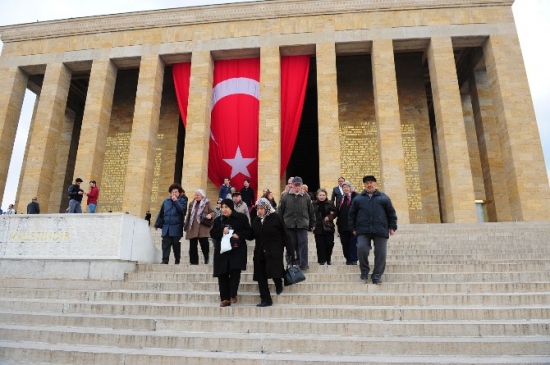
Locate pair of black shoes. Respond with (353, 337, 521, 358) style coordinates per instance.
(257, 301, 272, 307)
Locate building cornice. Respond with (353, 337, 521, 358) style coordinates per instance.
(0, 0, 514, 43)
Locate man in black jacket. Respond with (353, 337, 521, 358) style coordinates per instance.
(68, 178, 84, 213)
(348, 175, 397, 285)
(27, 197, 40, 214)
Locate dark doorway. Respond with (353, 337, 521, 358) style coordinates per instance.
(286, 57, 320, 192)
(174, 115, 186, 184)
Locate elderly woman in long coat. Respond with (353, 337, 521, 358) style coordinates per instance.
(210, 198, 252, 307)
(250, 198, 295, 307)
(184, 189, 216, 265)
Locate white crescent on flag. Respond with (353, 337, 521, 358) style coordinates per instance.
(211, 77, 260, 110)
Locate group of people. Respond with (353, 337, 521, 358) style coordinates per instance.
(0, 178, 99, 215)
(0, 204, 16, 215)
(1, 199, 39, 215)
(67, 178, 99, 213)
(154, 174, 398, 308)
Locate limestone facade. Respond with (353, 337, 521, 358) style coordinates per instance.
(0, 0, 548, 223)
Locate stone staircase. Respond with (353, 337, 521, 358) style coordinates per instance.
(0, 222, 549, 364)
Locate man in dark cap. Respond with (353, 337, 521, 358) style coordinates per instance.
(277, 176, 315, 270)
(348, 175, 397, 285)
(68, 178, 84, 213)
(232, 191, 250, 223)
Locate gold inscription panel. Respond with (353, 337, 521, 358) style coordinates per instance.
(402, 124, 422, 210)
(100, 132, 130, 212)
(339, 121, 381, 192)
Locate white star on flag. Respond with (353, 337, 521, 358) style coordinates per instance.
(223, 146, 256, 178)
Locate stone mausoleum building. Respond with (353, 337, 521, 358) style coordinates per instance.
(0, 0, 548, 224)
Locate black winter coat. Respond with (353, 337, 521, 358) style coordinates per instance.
(348, 190, 397, 238)
(210, 211, 252, 276)
(251, 213, 294, 280)
(312, 199, 337, 235)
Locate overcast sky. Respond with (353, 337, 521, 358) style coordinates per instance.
(0, 0, 548, 210)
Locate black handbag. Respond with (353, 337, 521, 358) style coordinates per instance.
(200, 213, 213, 227)
(284, 265, 306, 286)
(322, 220, 335, 233)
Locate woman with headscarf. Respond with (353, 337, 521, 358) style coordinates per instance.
(184, 189, 216, 265)
(336, 181, 358, 265)
(210, 198, 252, 307)
(250, 198, 295, 307)
(312, 188, 337, 265)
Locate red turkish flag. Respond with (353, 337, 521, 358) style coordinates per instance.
(208, 58, 260, 195)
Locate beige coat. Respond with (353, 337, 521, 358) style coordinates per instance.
(184, 199, 216, 239)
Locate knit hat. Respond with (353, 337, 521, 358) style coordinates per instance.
(363, 175, 377, 183)
(221, 198, 234, 211)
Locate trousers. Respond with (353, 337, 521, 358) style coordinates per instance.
(357, 234, 388, 280)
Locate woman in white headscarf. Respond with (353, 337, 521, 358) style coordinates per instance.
(250, 198, 295, 307)
(184, 189, 216, 265)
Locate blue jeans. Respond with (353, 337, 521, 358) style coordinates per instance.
(88, 203, 97, 213)
(68, 199, 82, 213)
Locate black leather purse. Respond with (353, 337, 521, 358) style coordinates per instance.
(284, 265, 306, 286)
(200, 213, 213, 227)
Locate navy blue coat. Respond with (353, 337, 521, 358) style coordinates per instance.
(154, 196, 188, 237)
(348, 190, 397, 238)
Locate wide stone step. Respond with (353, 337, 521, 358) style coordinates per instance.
(2, 324, 549, 356)
(123, 270, 550, 283)
(4, 278, 550, 294)
(0, 298, 548, 321)
(1, 311, 549, 337)
(3, 341, 549, 365)
(2, 288, 550, 306)
(134, 261, 550, 273)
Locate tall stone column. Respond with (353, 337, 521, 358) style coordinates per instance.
(483, 34, 550, 221)
(15, 96, 39, 210)
(0, 67, 28, 206)
(18, 63, 71, 213)
(427, 37, 477, 223)
(47, 108, 77, 213)
(468, 69, 512, 222)
(371, 40, 410, 224)
(460, 91, 484, 201)
(316, 42, 341, 191)
(73, 59, 117, 194)
(258, 46, 281, 198)
(181, 51, 213, 193)
(122, 56, 164, 216)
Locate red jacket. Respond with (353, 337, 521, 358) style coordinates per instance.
(87, 186, 99, 205)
